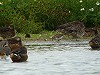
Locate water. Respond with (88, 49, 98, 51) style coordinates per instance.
(0, 40, 100, 75)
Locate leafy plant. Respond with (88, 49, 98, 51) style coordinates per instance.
(0, 0, 100, 34)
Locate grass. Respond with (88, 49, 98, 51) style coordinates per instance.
(16, 30, 100, 41)
(16, 30, 59, 41)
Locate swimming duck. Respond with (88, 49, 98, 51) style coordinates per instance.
(7, 37, 28, 62)
(89, 34, 100, 50)
(10, 44, 28, 62)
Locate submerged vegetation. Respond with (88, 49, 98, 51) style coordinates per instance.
(0, 0, 100, 34)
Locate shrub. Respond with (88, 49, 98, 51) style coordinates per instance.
(0, 0, 100, 33)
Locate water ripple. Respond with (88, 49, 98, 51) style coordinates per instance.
(0, 41, 100, 75)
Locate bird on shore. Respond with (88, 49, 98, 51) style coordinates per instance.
(25, 33, 31, 38)
(51, 34, 63, 41)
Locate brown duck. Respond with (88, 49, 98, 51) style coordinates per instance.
(9, 44, 28, 62)
(7, 37, 28, 62)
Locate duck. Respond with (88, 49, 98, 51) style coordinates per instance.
(89, 34, 100, 50)
(89, 28, 100, 50)
(25, 33, 31, 38)
(7, 37, 28, 62)
(51, 34, 63, 41)
(9, 44, 28, 62)
(0, 51, 6, 59)
(0, 37, 11, 59)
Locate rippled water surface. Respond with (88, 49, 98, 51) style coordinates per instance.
(0, 40, 100, 75)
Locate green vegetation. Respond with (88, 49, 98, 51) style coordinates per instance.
(0, 0, 100, 34)
(17, 30, 100, 41)
(16, 30, 59, 41)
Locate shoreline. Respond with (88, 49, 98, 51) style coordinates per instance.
(23, 39, 90, 46)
